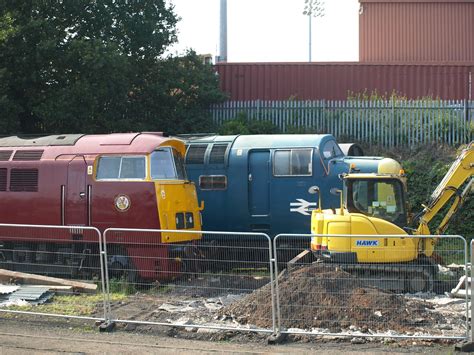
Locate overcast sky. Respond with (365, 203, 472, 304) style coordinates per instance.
(168, 0, 360, 63)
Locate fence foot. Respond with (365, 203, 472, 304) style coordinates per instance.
(454, 341, 474, 352)
(267, 332, 287, 345)
(97, 320, 116, 333)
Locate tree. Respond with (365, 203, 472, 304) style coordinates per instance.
(0, 1, 225, 135)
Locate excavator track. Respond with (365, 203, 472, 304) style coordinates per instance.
(336, 261, 436, 293)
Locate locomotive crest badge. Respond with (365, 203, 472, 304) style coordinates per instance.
(114, 194, 131, 212)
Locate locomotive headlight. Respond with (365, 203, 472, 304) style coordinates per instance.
(185, 212, 194, 228)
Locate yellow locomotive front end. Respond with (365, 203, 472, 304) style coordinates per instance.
(152, 140, 203, 243)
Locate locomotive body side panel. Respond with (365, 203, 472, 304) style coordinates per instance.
(90, 181, 160, 231)
(0, 158, 65, 225)
(66, 156, 88, 226)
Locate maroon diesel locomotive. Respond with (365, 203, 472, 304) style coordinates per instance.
(0, 133, 202, 280)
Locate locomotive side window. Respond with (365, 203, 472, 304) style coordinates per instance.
(273, 149, 313, 176)
(120, 157, 146, 179)
(97, 157, 120, 179)
(151, 147, 187, 180)
(172, 148, 187, 180)
(96, 156, 146, 180)
(199, 175, 227, 190)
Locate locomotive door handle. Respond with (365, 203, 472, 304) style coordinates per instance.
(79, 192, 86, 198)
(248, 174, 252, 182)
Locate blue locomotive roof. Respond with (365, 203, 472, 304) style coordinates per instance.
(186, 134, 333, 149)
(232, 134, 331, 149)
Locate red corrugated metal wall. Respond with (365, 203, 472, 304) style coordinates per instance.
(215, 63, 473, 100)
(359, 0, 474, 62)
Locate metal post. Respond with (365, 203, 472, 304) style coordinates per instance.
(471, 240, 474, 342)
(308, 16, 312, 62)
(219, 0, 228, 63)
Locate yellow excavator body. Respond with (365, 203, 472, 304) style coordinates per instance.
(311, 210, 418, 263)
(310, 142, 473, 266)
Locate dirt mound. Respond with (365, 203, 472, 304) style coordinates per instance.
(220, 265, 445, 332)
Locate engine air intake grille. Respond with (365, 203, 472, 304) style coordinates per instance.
(0, 151, 13, 161)
(209, 144, 228, 164)
(10, 169, 38, 192)
(13, 150, 44, 161)
(185, 145, 208, 164)
(0, 169, 6, 191)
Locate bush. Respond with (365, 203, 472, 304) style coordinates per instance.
(218, 113, 280, 135)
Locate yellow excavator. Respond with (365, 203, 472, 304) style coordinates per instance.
(308, 142, 473, 293)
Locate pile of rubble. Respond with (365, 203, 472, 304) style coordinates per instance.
(220, 265, 447, 333)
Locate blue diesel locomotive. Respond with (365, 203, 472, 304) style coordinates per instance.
(184, 134, 399, 237)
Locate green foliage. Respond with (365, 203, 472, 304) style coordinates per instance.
(218, 112, 280, 135)
(0, 1, 225, 135)
(108, 276, 136, 295)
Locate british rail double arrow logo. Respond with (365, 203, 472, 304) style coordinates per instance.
(289, 199, 318, 216)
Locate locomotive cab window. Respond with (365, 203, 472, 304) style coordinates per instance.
(151, 147, 186, 180)
(321, 140, 343, 159)
(273, 149, 313, 176)
(96, 156, 146, 180)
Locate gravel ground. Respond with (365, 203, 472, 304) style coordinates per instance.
(0, 316, 462, 354)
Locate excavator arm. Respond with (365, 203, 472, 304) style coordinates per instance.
(415, 142, 474, 236)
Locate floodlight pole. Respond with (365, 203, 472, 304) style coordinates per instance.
(308, 15, 312, 62)
(304, 0, 324, 63)
(219, 0, 228, 63)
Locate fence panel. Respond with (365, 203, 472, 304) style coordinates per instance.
(0, 224, 107, 323)
(102, 229, 276, 334)
(273, 234, 468, 340)
(471, 239, 474, 343)
(211, 100, 474, 147)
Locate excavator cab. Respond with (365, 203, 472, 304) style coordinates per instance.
(310, 173, 415, 261)
(345, 175, 408, 228)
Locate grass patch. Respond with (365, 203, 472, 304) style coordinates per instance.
(4, 292, 127, 316)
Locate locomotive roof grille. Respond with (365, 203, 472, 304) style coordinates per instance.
(209, 144, 228, 164)
(0, 151, 13, 161)
(0, 134, 83, 147)
(12, 150, 44, 161)
(186, 145, 208, 164)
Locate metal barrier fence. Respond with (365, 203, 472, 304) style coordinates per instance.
(0, 225, 471, 343)
(274, 234, 468, 340)
(102, 228, 276, 334)
(0, 224, 106, 323)
(471, 239, 474, 343)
